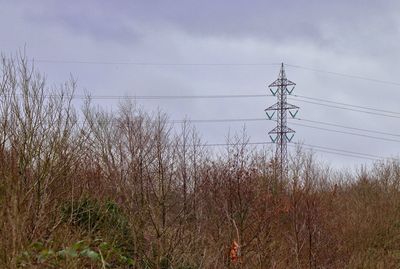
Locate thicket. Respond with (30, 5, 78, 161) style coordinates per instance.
(1, 54, 400, 268)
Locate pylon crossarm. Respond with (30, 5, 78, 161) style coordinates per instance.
(283, 127, 296, 133)
(265, 103, 279, 111)
(285, 103, 299, 110)
(268, 78, 283, 88)
(269, 79, 296, 88)
(268, 128, 295, 134)
(285, 79, 296, 86)
(268, 126, 280, 134)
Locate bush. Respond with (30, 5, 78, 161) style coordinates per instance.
(61, 199, 134, 257)
(17, 239, 134, 268)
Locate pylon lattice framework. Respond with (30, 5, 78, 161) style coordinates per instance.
(265, 63, 299, 181)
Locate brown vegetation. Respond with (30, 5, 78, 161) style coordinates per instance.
(1, 54, 400, 268)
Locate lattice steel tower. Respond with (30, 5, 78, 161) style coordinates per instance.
(265, 63, 299, 181)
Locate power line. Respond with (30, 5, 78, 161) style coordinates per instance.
(31, 59, 400, 87)
(285, 63, 400, 86)
(289, 145, 378, 161)
(4, 92, 273, 100)
(203, 141, 273, 147)
(11, 92, 400, 119)
(33, 59, 281, 66)
(292, 94, 400, 115)
(296, 118, 400, 138)
(172, 118, 266, 123)
(297, 142, 384, 159)
(201, 141, 380, 161)
(174, 117, 400, 139)
(77, 93, 400, 119)
(80, 116, 400, 143)
(81, 94, 270, 99)
(175, 117, 400, 143)
(291, 122, 400, 143)
(290, 98, 400, 119)
(76, 118, 388, 160)
(78, 116, 388, 158)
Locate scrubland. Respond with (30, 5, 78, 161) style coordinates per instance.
(1, 55, 400, 268)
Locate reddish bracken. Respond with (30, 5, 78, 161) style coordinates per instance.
(230, 240, 240, 264)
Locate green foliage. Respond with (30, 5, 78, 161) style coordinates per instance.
(160, 256, 171, 269)
(61, 199, 103, 232)
(61, 198, 134, 256)
(17, 239, 134, 268)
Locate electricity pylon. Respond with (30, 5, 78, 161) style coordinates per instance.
(265, 63, 299, 181)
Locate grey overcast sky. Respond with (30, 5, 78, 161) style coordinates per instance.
(1, 0, 400, 168)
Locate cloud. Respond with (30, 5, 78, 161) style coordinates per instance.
(9, 0, 398, 56)
(15, 0, 399, 59)
(20, 1, 142, 45)
(1, 0, 400, 168)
